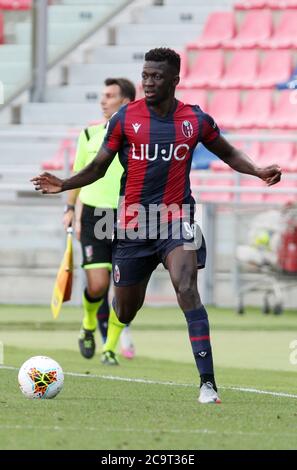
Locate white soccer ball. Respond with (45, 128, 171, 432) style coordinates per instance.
(18, 356, 64, 399)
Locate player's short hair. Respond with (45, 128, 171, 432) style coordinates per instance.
(144, 48, 181, 74)
(104, 78, 136, 102)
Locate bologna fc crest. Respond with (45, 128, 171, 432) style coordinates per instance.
(85, 245, 93, 262)
(114, 264, 120, 283)
(182, 120, 194, 138)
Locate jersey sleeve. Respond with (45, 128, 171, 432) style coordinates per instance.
(73, 129, 88, 173)
(200, 111, 220, 145)
(102, 107, 125, 154)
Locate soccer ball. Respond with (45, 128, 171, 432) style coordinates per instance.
(18, 356, 64, 399)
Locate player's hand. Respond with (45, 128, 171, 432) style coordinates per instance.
(256, 165, 282, 186)
(31, 172, 63, 194)
(63, 211, 74, 231)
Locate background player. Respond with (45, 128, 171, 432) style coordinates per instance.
(63, 77, 136, 365)
(32, 48, 281, 403)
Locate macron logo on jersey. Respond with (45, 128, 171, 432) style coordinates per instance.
(132, 123, 141, 134)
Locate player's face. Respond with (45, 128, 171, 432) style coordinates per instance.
(100, 84, 127, 120)
(142, 61, 179, 105)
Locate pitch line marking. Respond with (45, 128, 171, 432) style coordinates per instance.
(2, 365, 297, 400)
(1, 424, 296, 438)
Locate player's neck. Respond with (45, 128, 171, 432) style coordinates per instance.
(149, 97, 177, 118)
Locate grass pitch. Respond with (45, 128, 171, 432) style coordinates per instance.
(1, 304, 297, 450)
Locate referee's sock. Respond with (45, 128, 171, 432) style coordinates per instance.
(82, 288, 103, 331)
(184, 305, 217, 391)
(103, 302, 126, 354)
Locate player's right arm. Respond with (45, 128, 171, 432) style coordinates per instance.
(31, 147, 116, 194)
(31, 108, 125, 194)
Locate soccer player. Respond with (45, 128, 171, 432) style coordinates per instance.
(62, 77, 136, 365)
(32, 48, 281, 403)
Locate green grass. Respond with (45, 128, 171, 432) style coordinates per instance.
(1, 304, 297, 450)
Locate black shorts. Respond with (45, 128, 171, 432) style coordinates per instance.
(112, 221, 207, 286)
(80, 204, 116, 270)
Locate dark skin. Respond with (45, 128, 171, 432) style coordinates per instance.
(31, 60, 282, 322)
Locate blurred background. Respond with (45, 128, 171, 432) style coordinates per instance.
(0, 0, 297, 313)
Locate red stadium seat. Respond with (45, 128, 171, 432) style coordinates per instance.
(234, 90, 273, 128)
(218, 50, 259, 89)
(259, 10, 297, 48)
(240, 178, 266, 203)
(199, 178, 234, 202)
(42, 139, 76, 171)
(223, 10, 272, 49)
(190, 172, 234, 202)
(0, 13, 3, 44)
(179, 89, 208, 110)
(258, 141, 295, 170)
(264, 178, 297, 204)
(269, 90, 297, 129)
(210, 160, 232, 171)
(182, 50, 224, 89)
(187, 12, 235, 50)
(178, 50, 188, 81)
(253, 50, 292, 88)
(234, 139, 262, 162)
(208, 90, 241, 129)
(0, 0, 32, 9)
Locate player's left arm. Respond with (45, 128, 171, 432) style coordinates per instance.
(205, 135, 282, 186)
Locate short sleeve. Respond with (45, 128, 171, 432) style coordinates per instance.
(200, 112, 220, 145)
(103, 107, 125, 154)
(73, 129, 88, 173)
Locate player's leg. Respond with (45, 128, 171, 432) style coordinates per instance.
(97, 290, 109, 343)
(79, 204, 115, 358)
(166, 246, 220, 404)
(120, 325, 135, 359)
(79, 266, 110, 359)
(101, 278, 149, 365)
(101, 251, 157, 364)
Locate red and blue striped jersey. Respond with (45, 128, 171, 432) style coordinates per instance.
(103, 98, 220, 227)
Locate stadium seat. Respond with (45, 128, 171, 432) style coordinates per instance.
(0, 13, 3, 44)
(179, 50, 188, 81)
(208, 90, 241, 129)
(42, 138, 76, 171)
(253, 50, 292, 88)
(234, 90, 273, 128)
(0, 0, 32, 9)
(199, 177, 234, 203)
(210, 138, 261, 168)
(234, 139, 262, 162)
(218, 50, 259, 89)
(179, 89, 208, 110)
(186, 12, 235, 50)
(259, 10, 297, 48)
(210, 160, 233, 171)
(264, 178, 297, 203)
(240, 178, 265, 203)
(269, 90, 297, 129)
(223, 10, 272, 49)
(190, 171, 234, 202)
(258, 141, 295, 171)
(182, 50, 224, 88)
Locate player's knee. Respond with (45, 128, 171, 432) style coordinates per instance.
(176, 277, 199, 305)
(87, 282, 107, 299)
(114, 301, 139, 324)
